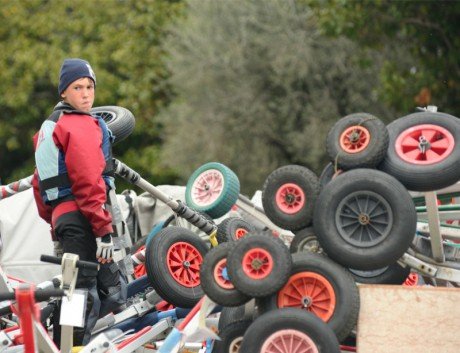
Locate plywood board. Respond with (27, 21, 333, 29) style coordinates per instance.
(357, 285, 460, 353)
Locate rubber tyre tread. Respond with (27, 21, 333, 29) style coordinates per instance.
(258, 252, 359, 342)
(213, 320, 252, 353)
(326, 113, 389, 170)
(314, 168, 416, 270)
(262, 165, 319, 230)
(216, 217, 256, 244)
(218, 305, 247, 331)
(185, 162, 240, 219)
(227, 232, 292, 298)
(379, 111, 460, 191)
(349, 262, 411, 285)
(200, 242, 251, 307)
(91, 106, 135, 145)
(240, 308, 341, 353)
(145, 226, 208, 308)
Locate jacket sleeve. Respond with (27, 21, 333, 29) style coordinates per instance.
(53, 114, 113, 237)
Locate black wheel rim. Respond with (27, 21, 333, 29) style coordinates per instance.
(335, 191, 393, 247)
(93, 111, 116, 123)
(296, 236, 322, 254)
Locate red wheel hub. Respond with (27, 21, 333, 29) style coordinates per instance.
(277, 272, 336, 322)
(339, 125, 371, 154)
(242, 248, 274, 280)
(395, 124, 455, 165)
(275, 183, 306, 214)
(166, 242, 203, 287)
(213, 258, 234, 289)
(261, 329, 319, 353)
(191, 169, 225, 206)
(234, 228, 248, 239)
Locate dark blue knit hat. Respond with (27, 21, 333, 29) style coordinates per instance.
(58, 58, 96, 95)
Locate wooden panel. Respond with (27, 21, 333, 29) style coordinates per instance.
(357, 285, 460, 353)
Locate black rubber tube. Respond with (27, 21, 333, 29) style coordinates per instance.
(40, 255, 99, 271)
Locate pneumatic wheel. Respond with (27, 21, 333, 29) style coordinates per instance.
(326, 113, 389, 170)
(262, 165, 319, 231)
(289, 227, 323, 255)
(200, 243, 251, 307)
(216, 217, 256, 243)
(227, 233, 292, 298)
(145, 226, 208, 308)
(379, 111, 460, 191)
(240, 308, 341, 353)
(91, 106, 135, 145)
(258, 252, 359, 342)
(185, 162, 240, 219)
(314, 168, 417, 270)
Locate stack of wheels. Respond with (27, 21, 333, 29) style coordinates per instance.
(258, 252, 360, 343)
(144, 226, 209, 308)
(378, 111, 460, 191)
(240, 308, 341, 353)
(185, 162, 240, 219)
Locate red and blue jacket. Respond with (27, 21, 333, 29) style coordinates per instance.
(32, 102, 114, 238)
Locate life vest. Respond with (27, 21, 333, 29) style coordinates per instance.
(35, 102, 114, 204)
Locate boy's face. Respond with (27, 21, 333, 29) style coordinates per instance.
(61, 77, 95, 112)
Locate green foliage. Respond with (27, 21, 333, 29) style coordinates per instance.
(159, 0, 393, 193)
(311, 0, 459, 115)
(0, 0, 182, 185)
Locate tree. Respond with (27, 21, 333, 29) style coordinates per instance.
(159, 0, 393, 194)
(0, 0, 183, 186)
(311, 0, 460, 115)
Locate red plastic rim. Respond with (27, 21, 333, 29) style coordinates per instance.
(191, 169, 225, 206)
(234, 228, 248, 239)
(213, 258, 234, 290)
(275, 183, 306, 214)
(242, 248, 274, 280)
(277, 272, 336, 322)
(395, 124, 455, 165)
(261, 329, 319, 353)
(166, 242, 203, 288)
(339, 125, 371, 154)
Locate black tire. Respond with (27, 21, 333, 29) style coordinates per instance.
(216, 217, 256, 244)
(145, 226, 208, 308)
(213, 320, 252, 353)
(91, 106, 135, 145)
(258, 252, 359, 343)
(200, 243, 251, 307)
(349, 263, 411, 285)
(314, 168, 417, 270)
(289, 227, 323, 254)
(262, 165, 319, 231)
(326, 113, 389, 170)
(227, 232, 292, 298)
(319, 162, 344, 191)
(379, 111, 460, 191)
(240, 308, 341, 353)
